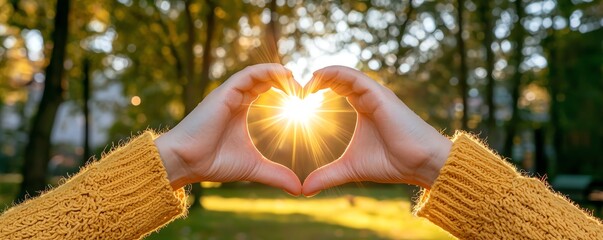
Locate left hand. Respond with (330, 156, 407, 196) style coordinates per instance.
(155, 64, 303, 195)
(301, 66, 452, 196)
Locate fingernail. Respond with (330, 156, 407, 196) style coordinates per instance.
(304, 190, 321, 198)
(284, 189, 300, 197)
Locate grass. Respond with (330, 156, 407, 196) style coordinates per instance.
(0, 181, 18, 209)
(0, 181, 452, 239)
(146, 185, 453, 240)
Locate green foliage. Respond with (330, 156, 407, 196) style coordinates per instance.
(544, 28, 603, 175)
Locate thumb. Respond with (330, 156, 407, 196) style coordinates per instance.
(302, 159, 356, 197)
(247, 159, 302, 196)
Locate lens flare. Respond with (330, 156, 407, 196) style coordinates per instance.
(247, 88, 356, 179)
(279, 94, 324, 124)
(243, 36, 357, 181)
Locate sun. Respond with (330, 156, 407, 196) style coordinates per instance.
(279, 93, 324, 125)
(247, 88, 357, 178)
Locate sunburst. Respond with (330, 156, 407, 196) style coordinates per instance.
(247, 87, 356, 180)
(244, 36, 357, 181)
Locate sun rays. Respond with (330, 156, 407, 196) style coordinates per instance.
(279, 94, 323, 124)
(243, 37, 357, 181)
(247, 88, 356, 180)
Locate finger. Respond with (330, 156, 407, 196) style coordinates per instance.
(302, 159, 356, 197)
(247, 159, 303, 196)
(249, 64, 301, 96)
(268, 70, 303, 97)
(229, 63, 302, 96)
(301, 67, 335, 98)
(248, 81, 272, 97)
(303, 65, 380, 98)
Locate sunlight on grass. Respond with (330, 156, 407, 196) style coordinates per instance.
(202, 195, 453, 239)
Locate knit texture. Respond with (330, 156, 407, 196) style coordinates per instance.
(0, 132, 188, 239)
(416, 132, 603, 239)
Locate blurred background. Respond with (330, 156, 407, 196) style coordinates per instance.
(1, 0, 602, 239)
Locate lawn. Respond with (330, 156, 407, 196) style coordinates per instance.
(146, 185, 453, 240)
(0, 181, 452, 239)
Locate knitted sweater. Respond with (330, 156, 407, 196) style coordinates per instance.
(0, 132, 601, 239)
(0, 132, 187, 239)
(416, 133, 602, 239)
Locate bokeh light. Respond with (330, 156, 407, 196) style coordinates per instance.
(130, 96, 141, 106)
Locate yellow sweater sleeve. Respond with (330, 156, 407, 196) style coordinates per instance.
(0, 132, 188, 239)
(416, 132, 603, 239)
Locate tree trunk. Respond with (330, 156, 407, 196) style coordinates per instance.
(17, 0, 70, 202)
(534, 127, 547, 176)
(184, 0, 216, 209)
(183, 0, 201, 115)
(183, 0, 201, 209)
(395, 1, 414, 67)
(478, 1, 496, 132)
(83, 58, 91, 166)
(546, 29, 565, 175)
(194, 0, 216, 108)
(503, 0, 525, 158)
(456, 0, 469, 130)
(265, 0, 280, 63)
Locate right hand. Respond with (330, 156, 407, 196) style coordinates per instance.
(155, 64, 302, 195)
(302, 66, 452, 196)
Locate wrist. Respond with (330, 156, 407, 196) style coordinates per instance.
(155, 134, 191, 189)
(417, 136, 452, 189)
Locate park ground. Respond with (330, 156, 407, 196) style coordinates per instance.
(0, 180, 452, 240)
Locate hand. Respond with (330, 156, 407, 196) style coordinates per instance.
(155, 64, 302, 195)
(302, 66, 452, 196)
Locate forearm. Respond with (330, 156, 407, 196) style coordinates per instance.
(0, 132, 187, 239)
(416, 132, 603, 239)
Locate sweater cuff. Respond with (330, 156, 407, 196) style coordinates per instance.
(414, 132, 520, 237)
(0, 132, 188, 239)
(72, 131, 188, 238)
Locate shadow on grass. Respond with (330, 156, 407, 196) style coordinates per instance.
(205, 183, 419, 201)
(147, 209, 389, 240)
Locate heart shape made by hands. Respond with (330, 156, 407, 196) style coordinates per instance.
(247, 87, 357, 180)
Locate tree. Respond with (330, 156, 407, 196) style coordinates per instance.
(197, 0, 216, 105)
(82, 58, 91, 165)
(503, 0, 525, 158)
(265, 0, 280, 63)
(456, 0, 469, 130)
(545, 26, 603, 176)
(17, 0, 71, 202)
(185, 0, 217, 210)
(477, 0, 496, 132)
